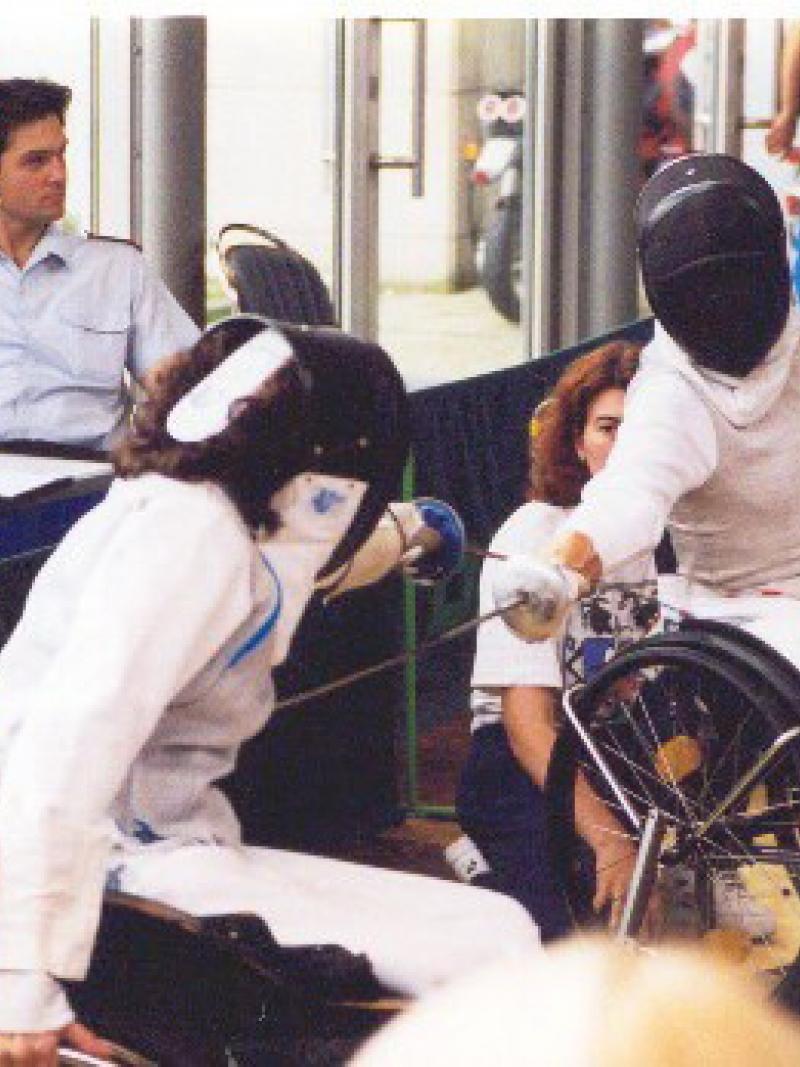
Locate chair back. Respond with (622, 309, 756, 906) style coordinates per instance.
(217, 223, 336, 327)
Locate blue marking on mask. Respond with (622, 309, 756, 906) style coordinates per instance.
(105, 864, 125, 892)
(312, 486, 346, 514)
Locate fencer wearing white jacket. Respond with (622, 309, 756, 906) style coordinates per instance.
(0, 320, 538, 1046)
(494, 155, 800, 669)
(496, 311, 800, 662)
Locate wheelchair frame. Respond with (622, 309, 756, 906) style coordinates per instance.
(547, 614, 800, 1008)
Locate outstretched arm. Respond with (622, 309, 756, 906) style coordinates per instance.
(494, 368, 716, 642)
(320, 499, 464, 597)
(767, 24, 800, 157)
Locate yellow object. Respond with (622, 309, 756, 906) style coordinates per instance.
(654, 735, 703, 783)
(529, 397, 554, 438)
(701, 928, 752, 964)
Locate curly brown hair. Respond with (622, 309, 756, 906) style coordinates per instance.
(529, 340, 641, 507)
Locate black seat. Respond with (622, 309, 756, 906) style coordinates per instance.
(67, 892, 402, 1066)
(217, 223, 336, 327)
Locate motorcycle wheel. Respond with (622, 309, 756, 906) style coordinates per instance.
(480, 197, 521, 324)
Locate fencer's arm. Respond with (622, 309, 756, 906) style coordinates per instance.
(319, 499, 464, 597)
(493, 367, 716, 642)
(554, 363, 716, 577)
(318, 504, 419, 596)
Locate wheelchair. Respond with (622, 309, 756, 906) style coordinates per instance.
(62, 892, 404, 1066)
(546, 614, 800, 1011)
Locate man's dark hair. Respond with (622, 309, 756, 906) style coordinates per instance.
(0, 79, 71, 156)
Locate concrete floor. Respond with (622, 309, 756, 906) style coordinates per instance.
(209, 280, 527, 390)
(378, 285, 524, 391)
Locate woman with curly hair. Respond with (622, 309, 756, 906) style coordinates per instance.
(454, 340, 651, 942)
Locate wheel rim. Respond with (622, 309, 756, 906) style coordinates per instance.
(557, 637, 800, 994)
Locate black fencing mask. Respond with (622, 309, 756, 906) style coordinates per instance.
(637, 154, 790, 377)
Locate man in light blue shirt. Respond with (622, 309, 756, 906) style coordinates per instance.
(0, 78, 200, 451)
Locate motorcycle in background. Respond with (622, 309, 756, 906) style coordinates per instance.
(468, 31, 696, 325)
(468, 90, 525, 324)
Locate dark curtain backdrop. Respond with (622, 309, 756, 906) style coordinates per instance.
(228, 318, 656, 840)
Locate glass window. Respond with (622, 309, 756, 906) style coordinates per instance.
(0, 12, 92, 234)
(206, 17, 336, 323)
(378, 18, 528, 388)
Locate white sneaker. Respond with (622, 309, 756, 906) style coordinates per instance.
(444, 834, 491, 883)
(712, 869, 777, 940)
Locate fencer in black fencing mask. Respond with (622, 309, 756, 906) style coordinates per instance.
(637, 153, 791, 378)
(165, 315, 410, 582)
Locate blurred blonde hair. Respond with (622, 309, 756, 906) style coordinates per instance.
(353, 935, 800, 1066)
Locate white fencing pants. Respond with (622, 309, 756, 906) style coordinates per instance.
(116, 842, 540, 997)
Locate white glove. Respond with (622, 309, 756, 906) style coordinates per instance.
(492, 555, 584, 642)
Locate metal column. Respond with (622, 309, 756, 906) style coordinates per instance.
(531, 19, 642, 354)
(340, 19, 380, 340)
(530, 19, 563, 357)
(694, 19, 745, 156)
(587, 19, 642, 336)
(131, 17, 206, 327)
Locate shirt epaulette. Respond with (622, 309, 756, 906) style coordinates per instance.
(87, 233, 142, 252)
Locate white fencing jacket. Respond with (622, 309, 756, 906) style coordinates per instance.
(560, 308, 800, 594)
(0, 471, 362, 1029)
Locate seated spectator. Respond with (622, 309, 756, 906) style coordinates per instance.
(453, 341, 654, 941)
(0, 78, 199, 451)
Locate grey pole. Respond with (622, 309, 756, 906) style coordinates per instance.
(587, 19, 642, 335)
(139, 17, 206, 327)
(341, 19, 380, 340)
(530, 19, 562, 357)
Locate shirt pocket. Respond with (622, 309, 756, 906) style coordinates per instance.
(56, 302, 130, 385)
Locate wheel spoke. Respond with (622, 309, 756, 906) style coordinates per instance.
(550, 633, 800, 997)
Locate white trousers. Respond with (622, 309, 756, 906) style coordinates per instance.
(116, 842, 540, 997)
(658, 576, 800, 672)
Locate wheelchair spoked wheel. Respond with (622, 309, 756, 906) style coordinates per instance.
(546, 618, 800, 1009)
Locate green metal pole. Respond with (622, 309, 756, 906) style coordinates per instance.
(402, 454, 418, 812)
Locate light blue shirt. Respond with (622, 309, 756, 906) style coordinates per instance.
(0, 227, 201, 450)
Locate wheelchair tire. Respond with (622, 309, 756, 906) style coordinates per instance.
(546, 618, 800, 1009)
